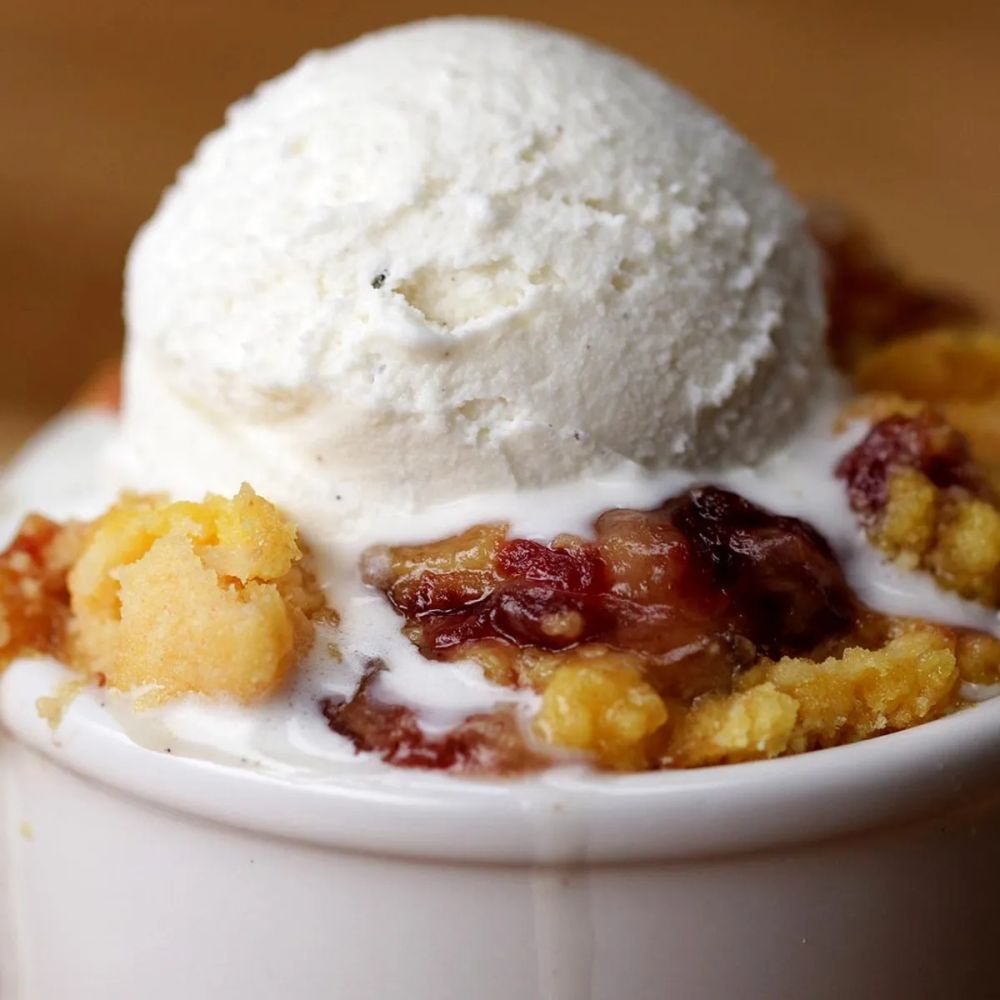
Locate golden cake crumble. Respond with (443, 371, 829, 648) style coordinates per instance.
(810, 204, 981, 370)
(1, 485, 330, 705)
(660, 627, 958, 767)
(838, 405, 1000, 606)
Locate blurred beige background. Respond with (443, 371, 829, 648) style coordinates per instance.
(1, 0, 998, 451)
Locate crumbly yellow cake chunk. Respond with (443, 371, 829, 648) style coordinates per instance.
(839, 388, 1000, 606)
(533, 648, 668, 770)
(0, 515, 87, 665)
(853, 329, 1000, 480)
(874, 467, 938, 566)
(657, 627, 959, 768)
(68, 484, 319, 703)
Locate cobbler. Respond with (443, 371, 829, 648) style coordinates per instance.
(2, 209, 999, 774)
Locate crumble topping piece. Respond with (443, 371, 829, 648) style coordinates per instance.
(0, 485, 328, 705)
(838, 408, 1000, 605)
(72, 358, 122, 411)
(855, 329, 1000, 408)
(737, 626, 958, 751)
(663, 626, 957, 766)
(69, 484, 323, 703)
(955, 631, 1000, 686)
(364, 487, 858, 690)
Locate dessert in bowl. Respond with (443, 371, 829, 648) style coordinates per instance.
(2, 17, 1000, 999)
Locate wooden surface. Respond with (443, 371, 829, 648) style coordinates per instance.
(1, 0, 998, 441)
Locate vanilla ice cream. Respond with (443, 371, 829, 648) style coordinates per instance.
(122, 17, 826, 528)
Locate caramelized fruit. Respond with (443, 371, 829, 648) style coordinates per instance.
(322, 662, 541, 774)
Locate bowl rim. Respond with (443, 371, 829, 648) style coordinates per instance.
(4, 660, 1000, 864)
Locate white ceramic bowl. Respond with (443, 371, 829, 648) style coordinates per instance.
(2, 657, 1000, 1000)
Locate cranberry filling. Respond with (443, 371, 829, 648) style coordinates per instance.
(322, 662, 539, 774)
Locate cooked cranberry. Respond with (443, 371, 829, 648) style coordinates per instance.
(322, 663, 540, 774)
(662, 487, 857, 657)
(837, 412, 983, 521)
(496, 538, 605, 592)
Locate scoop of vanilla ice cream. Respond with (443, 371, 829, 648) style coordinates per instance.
(122, 17, 826, 519)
